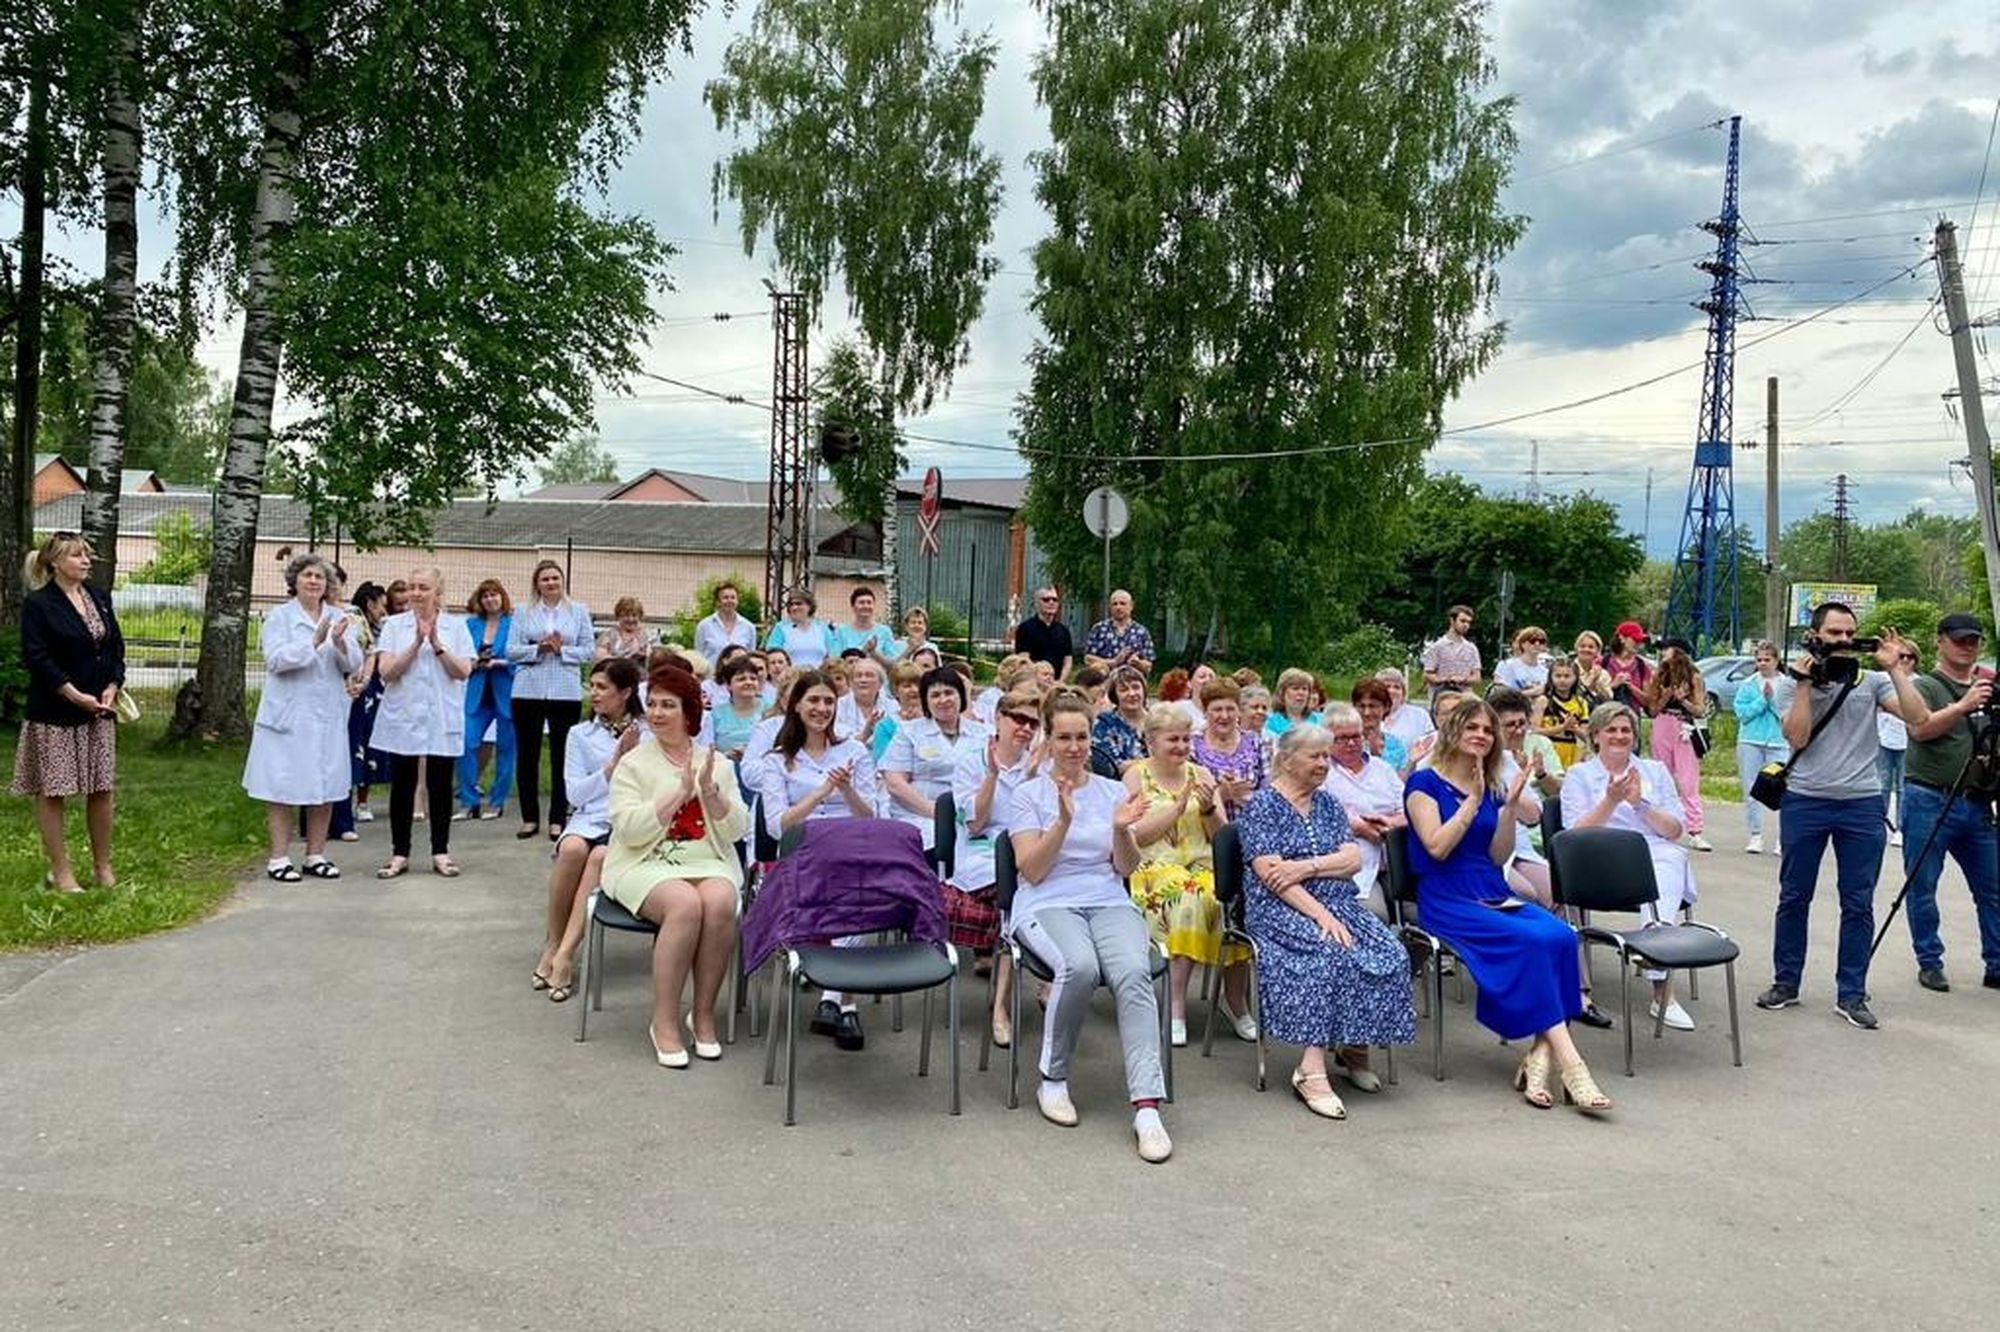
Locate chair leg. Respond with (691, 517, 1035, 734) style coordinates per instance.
(1619, 949, 1636, 1077)
(1200, 961, 1222, 1058)
(1432, 958, 1446, 1082)
(589, 911, 607, 1012)
(947, 973, 962, 1115)
(977, 955, 994, 1073)
(762, 964, 784, 1087)
(1007, 962, 1024, 1110)
(1157, 966, 1175, 1105)
(1683, 907, 1700, 1002)
(1383, 1042, 1397, 1087)
(574, 915, 595, 1043)
(784, 962, 801, 1126)
(918, 987, 934, 1077)
(724, 940, 739, 1048)
(1250, 962, 1266, 1092)
(1724, 961, 1743, 1067)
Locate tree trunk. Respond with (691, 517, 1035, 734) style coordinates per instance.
(81, 22, 144, 594)
(170, 20, 310, 740)
(3, 71, 50, 629)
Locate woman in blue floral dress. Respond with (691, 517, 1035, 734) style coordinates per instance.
(1238, 724, 1416, 1121)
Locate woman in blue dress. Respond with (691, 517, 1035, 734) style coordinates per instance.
(1239, 724, 1417, 1120)
(1403, 698, 1613, 1114)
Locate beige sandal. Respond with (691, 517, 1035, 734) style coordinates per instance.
(1514, 1048, 1555, 1109)
(1559, 1060, 1613, 1114)
(1291, 1068, 1347, 1120)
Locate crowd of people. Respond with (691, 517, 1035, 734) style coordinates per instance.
(15, 538, 2000, 1162)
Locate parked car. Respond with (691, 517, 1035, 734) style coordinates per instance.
(1697, 655, 1760, 711)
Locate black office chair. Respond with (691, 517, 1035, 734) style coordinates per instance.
(1548, 826, 1743, 1076)
(930, 792, 957, 881)
(1383, 826, 1461, 1082)
(989, 834, 1174, 1109)
(757, 821, 962, 1126)
(1198, 823, 1266, 1091)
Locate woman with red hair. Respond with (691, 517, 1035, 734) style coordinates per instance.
(602, 664, 752, 1068)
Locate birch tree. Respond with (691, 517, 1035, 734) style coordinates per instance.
(158, 0, 694, 739)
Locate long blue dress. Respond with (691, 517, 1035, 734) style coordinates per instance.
(1237, 787, 1417, 1049)
(1402, 768, 1581, 1040)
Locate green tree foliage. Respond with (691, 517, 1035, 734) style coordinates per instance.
(537, 434, 623, 487)
(35, 298, 229, 484)
(1017, 0, 1521, 663)
(706, 0, 1003, 416)
(1859, 598, 1943, 666)
(129, 508, 213, 584)
(668, 572, 767, 645)
(1778, 508, 1977, 603)
(813, 336, 905, 525)
(1368, 474, 1644, 657)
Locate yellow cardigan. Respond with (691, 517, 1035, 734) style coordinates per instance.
(605, 741, 751, 889)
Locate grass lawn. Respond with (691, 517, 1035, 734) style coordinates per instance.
(0, 693, 264, 951)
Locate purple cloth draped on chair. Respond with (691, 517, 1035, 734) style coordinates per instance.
(741, 819, 947, 973)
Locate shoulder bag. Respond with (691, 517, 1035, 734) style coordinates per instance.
(1749, 677, 1857, 811)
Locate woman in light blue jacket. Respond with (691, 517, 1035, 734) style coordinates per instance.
(1730, 641, 1789, 855)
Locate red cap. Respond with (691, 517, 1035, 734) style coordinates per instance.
(1614, 620, 1646, 644)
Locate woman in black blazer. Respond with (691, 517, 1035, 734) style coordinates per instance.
(14, 532, 126, 892)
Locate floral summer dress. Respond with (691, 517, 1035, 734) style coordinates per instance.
(1127, 762, 1248, 967)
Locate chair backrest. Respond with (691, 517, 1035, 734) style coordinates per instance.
(1212, 823, 1243, 907)
(1547, 826, 1659, 914)
(1383, 826, 1417, 906)
(752, 796, 781, 863)
(1540, 795, 1566, 898)
(931, 791, 957, 881)
(994, 829, 1019, 915)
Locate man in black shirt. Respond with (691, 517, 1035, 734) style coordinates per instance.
(1013, 585, 1074, 680)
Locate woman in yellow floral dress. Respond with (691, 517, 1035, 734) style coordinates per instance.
(1124, 704, 1255, 1047)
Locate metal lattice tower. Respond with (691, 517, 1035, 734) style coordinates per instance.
(765, 290, 811, 611)
(1665, 115, 1745, 651)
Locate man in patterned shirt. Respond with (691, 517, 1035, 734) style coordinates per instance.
(1421, 603, 1482, 702)
(1084, 588, 1155, 676)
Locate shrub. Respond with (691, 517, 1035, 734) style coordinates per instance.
(667, 572, 765, 645)
(1859, 598, 1943, 668)
(0, 628, 28, 725)
(1324, 622, 1411, 680)
(130, 510, 213, 585)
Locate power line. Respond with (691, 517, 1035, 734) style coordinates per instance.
(1512, 118, 1728, 182)
(1796, 297, 1942, 429)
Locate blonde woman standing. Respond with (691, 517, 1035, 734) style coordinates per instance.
(370, 567, 475, 878)
(15, 533, 125, 892)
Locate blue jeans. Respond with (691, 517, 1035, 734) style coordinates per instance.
(1877, 747, 1907, 829)
(1737, 740, 1788, 835)
(1899, 780, 2000, 976)
(1773, 793, 1887, 1004)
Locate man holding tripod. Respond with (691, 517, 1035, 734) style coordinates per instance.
(1755, 602, 1907, 1030)
(1882, 613, 2000, 995)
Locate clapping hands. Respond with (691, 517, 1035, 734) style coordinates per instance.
(1113, 790, 1151, 831)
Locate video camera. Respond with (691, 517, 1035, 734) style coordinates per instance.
(1800, 634, 1881, 687)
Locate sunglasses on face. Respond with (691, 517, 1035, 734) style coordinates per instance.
(1001, 710, 1038, 728)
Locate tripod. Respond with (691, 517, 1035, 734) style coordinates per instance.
(1867, 730, 1999, 964)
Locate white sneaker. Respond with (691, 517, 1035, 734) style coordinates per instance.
(1890, 829, 1903, 848)
(1169, 1018, 1188, 1047)
(1745, 833, 1763, 855)
(354, 806, 375, 823)
(1036, 1082, 1079, 1127)
(1220, 1000, 1259, 1042)
(1650, 1000, 1695, 1031)
(338, 830, 360, 842)
(1134, 1119, 1173, 1164)
(1689, 834, 1714, 852)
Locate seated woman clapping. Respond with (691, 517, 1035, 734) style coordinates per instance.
(1124, 704, 1253, 1047)
(1559, 701, 1699, 1032)
(1007, 691, 1173, 1164)
(536, 657, 644, 1004)
(1403, 698, 1612, 1114)
(1238, 724, 1418, 1118)
(754, 668, 880, 1051)
(601, 665, 752, 1069)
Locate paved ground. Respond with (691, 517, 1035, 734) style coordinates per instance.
(5, 800, 1999, 1330)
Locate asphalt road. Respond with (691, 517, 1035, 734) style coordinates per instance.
(4, 800, 1998, 1330)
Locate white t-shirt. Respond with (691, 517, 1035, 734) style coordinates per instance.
(1494, 656, 1548, 693)
(1877, 710, 1909, 751)
(949, 745, 1036, 891)
(1384, 702, 1436, 746)
(1322, 754, 1404, 900)
(1005, 773, 1131, 915)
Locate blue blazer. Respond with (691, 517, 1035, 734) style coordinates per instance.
(465, 614, 517, 718)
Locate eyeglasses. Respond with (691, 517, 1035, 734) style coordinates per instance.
(1524, 637, 1546, 645)
(1330, 732, 1364, 743)
(1001, 710, 1039, 728)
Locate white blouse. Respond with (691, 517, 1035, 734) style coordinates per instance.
(1559, 755, 1697, 915)
(507, 598, 595, 701)
(949, 745, 1036, 892)
(560, 715, 633, 842)
(1321, 754, 1404, 901)
(369, 611, 476, 756)
(756, 737, 878, 840)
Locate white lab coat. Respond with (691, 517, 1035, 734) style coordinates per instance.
(369, 611, 475, 757)
(243, 599, 364, 804)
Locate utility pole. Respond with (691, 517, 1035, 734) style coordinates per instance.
(1831, 474, 1851, 581)
(1642, 467, 1654, 555)
(1527, 439, 1540, 503)
(764, 288, 811, 615)
(1765, 376, 1783, 642)
(1935, 219, 2000, 631)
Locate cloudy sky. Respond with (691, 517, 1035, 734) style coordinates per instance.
(31, 0, 2000, 557)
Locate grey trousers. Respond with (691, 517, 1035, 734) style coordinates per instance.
(1016, 904, 1164, 1103)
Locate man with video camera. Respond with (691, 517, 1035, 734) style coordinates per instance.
(1755, 601, 1909, 1029)
(1880, 612, 2000, 995)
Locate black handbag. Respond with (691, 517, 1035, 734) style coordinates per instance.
(1750, 678, 1857, 811)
